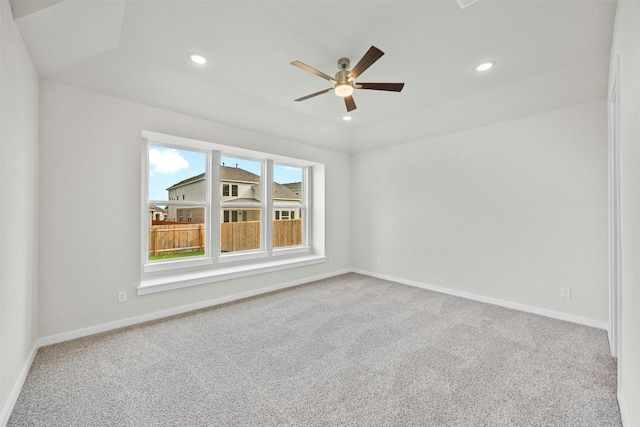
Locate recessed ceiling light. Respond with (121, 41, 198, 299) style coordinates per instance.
(342, 115, 352, 121)
(474, 61, 494, 72)
(189, 53, 208, 65)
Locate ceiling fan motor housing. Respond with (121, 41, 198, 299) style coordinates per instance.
(338, 58, 350, 71)
(335, 70, 351, 84)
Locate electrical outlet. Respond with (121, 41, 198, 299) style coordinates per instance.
(560, 287, 571, 298)
(376, 257, 382, 265)
(118, 291, 127, 302)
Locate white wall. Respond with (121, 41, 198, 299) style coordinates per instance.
(609, 2, 640, 425)
(38, 80, 351, 339)
(352, 100, 608, 323)
(0, 0, 39, 420)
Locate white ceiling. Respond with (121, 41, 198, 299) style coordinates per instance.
(11, 0, 616, 153)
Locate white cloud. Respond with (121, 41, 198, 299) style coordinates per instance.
(149, 148, 189, 174)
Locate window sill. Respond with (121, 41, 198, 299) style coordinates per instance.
(273, 246, 310, 257)
(138, 254, 326, 295)
(143, 256, 213, 273)
(218, 250, 269, 263)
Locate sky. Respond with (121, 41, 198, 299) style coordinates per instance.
(148, 145, 302, 202)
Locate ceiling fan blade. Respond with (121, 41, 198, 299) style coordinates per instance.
(356, 82, 405, 92)
(294, 88, 333, 102)
(344, 95, 357, 112)
(291, 61, 337, 83)
(349, 46, 384, 79)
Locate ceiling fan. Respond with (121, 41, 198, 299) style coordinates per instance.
(291, 46, 404, 113)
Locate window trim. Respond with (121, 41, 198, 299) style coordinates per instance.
(140, 130, 324, 292)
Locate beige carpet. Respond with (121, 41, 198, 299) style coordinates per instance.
(9, 273, 621, 426)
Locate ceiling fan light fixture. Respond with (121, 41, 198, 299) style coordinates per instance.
(474, 61, 494, 72)
(334, 83, 354, 97)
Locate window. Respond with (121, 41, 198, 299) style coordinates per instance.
(275, 210, 297, 220)
(141, 131, 325, 293)
(222, 184, 238, 197)
(273, 164, 303, 248)
(146, 144, 207, 262)
(220, 156, 261, 253)
(223, 210, 244, 223)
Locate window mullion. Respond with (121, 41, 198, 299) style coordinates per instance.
(210, 151, 221, 259)
(265, 159, 273, 253)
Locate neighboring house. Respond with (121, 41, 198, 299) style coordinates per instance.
(167, 173, 205, 202)
(149, 205, 167, 222)
(165, 165, 301, 223)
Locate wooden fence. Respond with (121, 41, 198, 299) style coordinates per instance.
(149, 219, 302, 255)
(273, 218, 302, 248)
(149, 223, 205, 256)
(220, 221, 260, 252)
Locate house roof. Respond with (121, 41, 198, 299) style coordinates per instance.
(166, 166, 263, 191)
(274, 183, 299, 201)
(166, 166, 301, 201)
(250, 183, 300, 202)
(221, 165, 260, 183)
(284, 182, 302, 196)
(10, 0, 617, 154)
(166, 173, 205, 191)
(149, 205, 167, 213)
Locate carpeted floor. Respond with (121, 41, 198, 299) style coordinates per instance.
(9, 273, 621, 426)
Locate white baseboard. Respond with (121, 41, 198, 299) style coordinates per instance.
(39, 268, 351, 347)
(618, 391, 629, 427)
(352, 269, 608, 330)
(0, 341, 38, 427)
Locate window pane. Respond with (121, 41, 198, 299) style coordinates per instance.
(221, 209, 261, 252)
(149, 145, 206, 202)
(273, 164, 303, 248)
(148, 204, 205, 261)
(274, 164, 303, 200)
(220, 156, 262, 253)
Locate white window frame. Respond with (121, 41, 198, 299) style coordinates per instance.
(140, 131, 325, 295)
